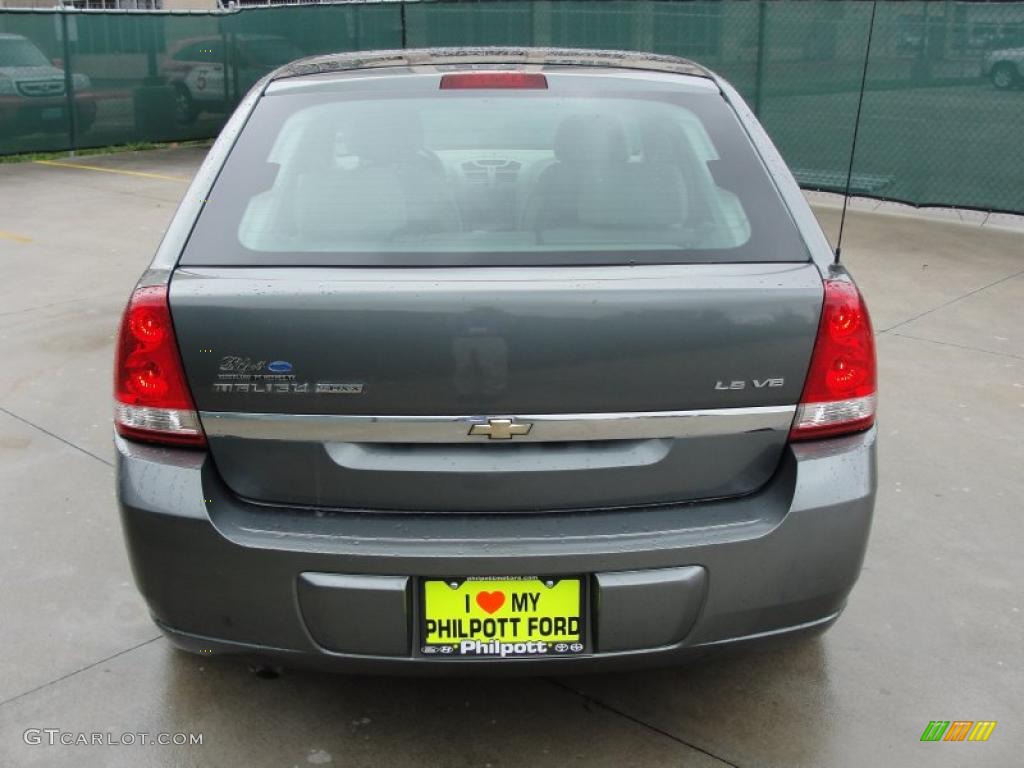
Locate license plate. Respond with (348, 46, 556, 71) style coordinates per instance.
(41, 107, 64, 121)
(420, 576, 586, 658)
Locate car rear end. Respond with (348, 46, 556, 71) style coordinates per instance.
(115, 49, 876, 672)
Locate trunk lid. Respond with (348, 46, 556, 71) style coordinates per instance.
(170, 263, 822, 512)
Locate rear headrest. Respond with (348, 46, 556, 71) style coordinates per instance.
(553, 114, 629, 167)
(296, 166, 407, 240)
(577, 164, 687, 229)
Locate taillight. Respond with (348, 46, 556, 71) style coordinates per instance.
(114, 285, 205, 447)
(790, 277, 877, 441)
(440, 72, 548, 90)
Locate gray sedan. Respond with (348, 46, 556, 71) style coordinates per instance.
(114, 48, 877, 673)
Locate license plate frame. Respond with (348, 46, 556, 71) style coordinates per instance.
(418, 575, 588, 659)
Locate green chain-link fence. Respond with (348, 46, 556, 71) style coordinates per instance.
(1, 1, 1022, 213)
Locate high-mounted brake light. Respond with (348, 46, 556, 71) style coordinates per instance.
(440, 72, 548, 90)
(790, 277, 877, 441)
(114, 285, 205, 447)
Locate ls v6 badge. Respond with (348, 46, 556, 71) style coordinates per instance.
(715, 378, 785, 391)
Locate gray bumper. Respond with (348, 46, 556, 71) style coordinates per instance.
(116, 429, 876, 673)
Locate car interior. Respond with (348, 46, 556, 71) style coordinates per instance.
(238, 99, 751, 254)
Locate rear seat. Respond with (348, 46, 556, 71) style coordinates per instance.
(294, 113, 461, 245)
(523, 113, 689, 239)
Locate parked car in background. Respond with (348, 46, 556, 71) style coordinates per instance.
(0, 33, 95, 135)
(984, 46, 1024, 89)
(115, 48, 878, 674)
(162, 34, 305, 124)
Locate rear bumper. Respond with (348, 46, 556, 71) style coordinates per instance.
(116, 428, 876, 674)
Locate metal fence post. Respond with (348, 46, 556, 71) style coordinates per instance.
(60, 9, 78, 155)
(230, 32, 240, 105)
(400, 1, 407, 49)
(753, 0, 767, 117)
(221, 18, 230, 109)
(353, 3, 362, 51)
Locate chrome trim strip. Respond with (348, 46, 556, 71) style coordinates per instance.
(200, 406, 796, 444)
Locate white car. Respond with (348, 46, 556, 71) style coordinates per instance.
(161, 34, 304, 124)
(984, 47, 1024, 89)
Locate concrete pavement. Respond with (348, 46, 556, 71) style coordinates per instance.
(0, 148, 1021, 767)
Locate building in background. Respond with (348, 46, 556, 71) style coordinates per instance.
(0, 1, 163, 8)
(0, 1, 222, 8)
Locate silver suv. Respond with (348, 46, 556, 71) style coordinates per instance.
(114, 48, 877, 673)
(0, 33, 95, 135)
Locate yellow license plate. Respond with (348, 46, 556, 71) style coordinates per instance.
(421, 576, 586, 658)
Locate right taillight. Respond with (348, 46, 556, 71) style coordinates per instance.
(114, 285, 206, 447)
(790, 277, 877, 441)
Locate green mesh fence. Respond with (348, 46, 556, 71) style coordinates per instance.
(1, 1, 1022, 213)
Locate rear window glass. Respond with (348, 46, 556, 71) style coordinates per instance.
(183, 76, 808, 266)
(0, 37, 50, 68)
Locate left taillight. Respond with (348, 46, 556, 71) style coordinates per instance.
(113, 285, 205, 447)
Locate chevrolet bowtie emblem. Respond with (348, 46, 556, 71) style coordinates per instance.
(468, 418, 532, 440)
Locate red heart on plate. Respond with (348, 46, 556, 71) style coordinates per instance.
(475, 590, 505, 614)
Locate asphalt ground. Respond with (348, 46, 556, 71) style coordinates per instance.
(0, 148, 1022, 767)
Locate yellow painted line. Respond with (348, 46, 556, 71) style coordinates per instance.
(35, 159, 190, 183)
(0, 229, 32, 244)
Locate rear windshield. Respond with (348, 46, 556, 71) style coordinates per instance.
(182, 75, 808, 266)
